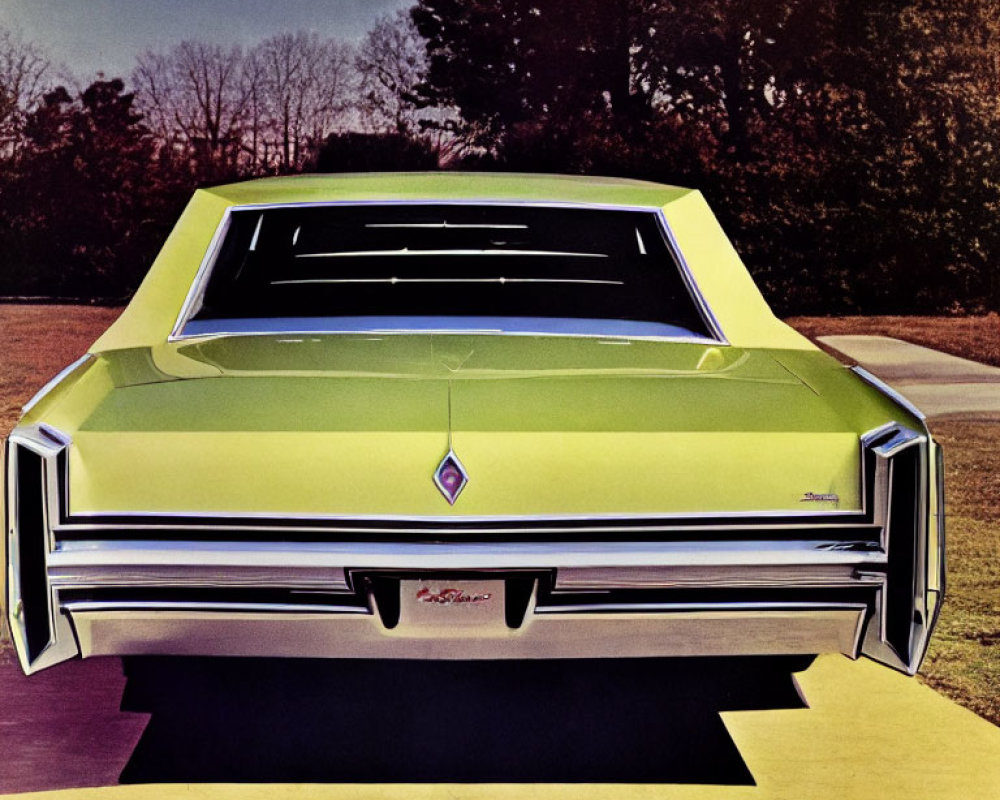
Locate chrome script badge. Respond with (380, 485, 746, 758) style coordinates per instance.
(800, 492, 840, 503)
(416, 587, 493, 605)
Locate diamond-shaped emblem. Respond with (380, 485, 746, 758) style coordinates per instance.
(433, 450, 469, 505)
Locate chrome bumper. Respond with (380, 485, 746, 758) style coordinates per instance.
(68, 608, 866, 663)
(16, 536, 879, 672)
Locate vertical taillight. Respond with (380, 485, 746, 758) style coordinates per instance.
(12, 445, 54, 661)
(883, 444, 921, 663)
(6, 425, 78, 673)
(859, 423, 941, 674)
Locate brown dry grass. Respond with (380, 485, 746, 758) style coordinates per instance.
(0, 304, 122, 441)
(917, 421, 1000, 725)
(0, 307, 998, 726)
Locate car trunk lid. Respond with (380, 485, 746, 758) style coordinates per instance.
(63, 335, 863, 517)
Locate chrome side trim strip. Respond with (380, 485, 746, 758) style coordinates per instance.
(48, 539, 887, 585)
(852, 367, 927, 421)
(62, 600, 369, 615)
(49, 541, 354, 591)
(551, 563, 881, 591)
(535, 600, 867, 614)
(49, 563, 350, 590)
(21, 356, 93, 415)
(54, 508, 871, 528)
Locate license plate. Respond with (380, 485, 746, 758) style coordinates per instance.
(398, 578, 506, 630)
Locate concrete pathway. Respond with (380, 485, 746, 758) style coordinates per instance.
(3, 656, 1000, 799)
(820, 334, 1000, 417)
(0, 656, 147, 793)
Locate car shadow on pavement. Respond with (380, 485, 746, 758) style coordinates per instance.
(118, 655, 812, 784)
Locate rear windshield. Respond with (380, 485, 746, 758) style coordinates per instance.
(185, 204, 714, 339)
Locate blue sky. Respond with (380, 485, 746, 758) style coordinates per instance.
(1, 0, 413, 82)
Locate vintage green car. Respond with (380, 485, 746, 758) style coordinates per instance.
(5, 173, 943, 675)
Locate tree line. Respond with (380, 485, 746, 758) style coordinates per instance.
(1, 1, 998, 314)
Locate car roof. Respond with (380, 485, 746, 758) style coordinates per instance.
(92, 173, 813, 353)
(202, 172, 694, 209)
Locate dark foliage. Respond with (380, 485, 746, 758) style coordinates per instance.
(312, 132, 439, 173)
(0, 79, 192, 300)
(413, 0, 1000, 315)
(2, 2, 999, 314)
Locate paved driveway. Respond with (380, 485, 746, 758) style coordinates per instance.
(3, 653, 999, 798)
(820, 335, 1000, 417)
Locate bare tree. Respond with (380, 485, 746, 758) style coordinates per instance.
(133, 41, 249, 173)
(239, 46, 270, 173)
(0, 27, 51, 157)
(252, 32, 355, 171)
(356, 10, 429, 135)
(299, 37, 356, 151)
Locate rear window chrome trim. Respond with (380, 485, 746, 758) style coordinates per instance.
(169, 208, 233, 340)
(168, 200, 728, 346)
(177, 315, 717, 343)
(656, 214, 726, 343)
(292, 249, 611, 260)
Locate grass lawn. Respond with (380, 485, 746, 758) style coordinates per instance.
(919, 422, 1000, 724)
(0, 306, 998, 727)
(789, 315, 1000, 726)
(0, 304, 122, 441)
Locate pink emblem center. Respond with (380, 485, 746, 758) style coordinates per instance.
(434, 452, 468, 504)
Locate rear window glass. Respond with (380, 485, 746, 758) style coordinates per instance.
(186, 204, 714, 339)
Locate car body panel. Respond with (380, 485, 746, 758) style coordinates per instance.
(5, 173, 943, 677)
(29, 338, 882, 517)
